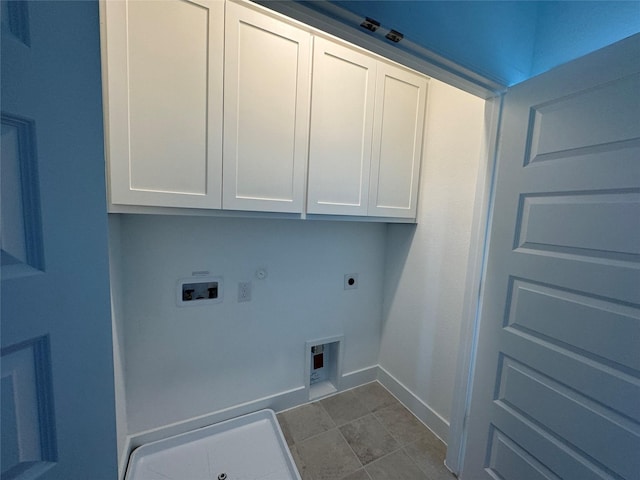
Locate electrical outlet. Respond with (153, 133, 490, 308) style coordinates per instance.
(344, 273, 358, 290)
(238, 281, 252, 302)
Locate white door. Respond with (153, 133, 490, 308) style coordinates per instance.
(1, 2, 117, 479)
(102, 0, 224, 210)
(368, 62, 427, 219)
(461, 35, 640, 479)
(307, 36, 377, 216)
(223, 1, 310, 213)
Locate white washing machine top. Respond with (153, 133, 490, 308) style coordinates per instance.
(125, 409, 301, 480)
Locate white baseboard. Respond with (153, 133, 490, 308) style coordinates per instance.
(123, 366, 379, 456)
(376, 366, 450, 444)
(340, 365, 379, 390)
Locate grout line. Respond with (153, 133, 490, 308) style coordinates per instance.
(401, 441, 432, 478)
(371, 406, 404, 447)
(337, 424, 365, 471)
(289, 424, 338, 447)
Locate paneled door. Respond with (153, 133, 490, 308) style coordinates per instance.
(460, 35, 640, 479)
(1, 2, 117, 478)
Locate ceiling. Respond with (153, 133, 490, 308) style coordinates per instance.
(295, 1, 640, 86)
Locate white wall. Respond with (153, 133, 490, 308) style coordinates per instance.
(108, 215, 129, 476)
(115, 215, 386, 434)
(379, 79, 486, 437)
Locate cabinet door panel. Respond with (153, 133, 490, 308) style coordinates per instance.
(103, 0, 223, 208)
(307, 37, 377, 216)
(223, 2, 311, 213)
(369, 64, 427, 218)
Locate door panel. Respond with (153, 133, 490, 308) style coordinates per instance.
(1, 1, 117, 478)
(307, 36, 377, 215)
(127, 0, 210, 194)
(1, 113, 43, 275)
(507, 279, 640, 375)
(526, 74, 640, 164)
(1, 337, 56, 479)
(486, 427, 560, 480)
(461, 35, 640, 480)
(368, 62, 427, 218)
(223, 1, 310, 213)
(515, 191, 640, 259)
(103, 0, 223, 209)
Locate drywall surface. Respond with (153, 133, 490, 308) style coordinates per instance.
(380, 79, 485, 424)
(117, 215, 386, 433)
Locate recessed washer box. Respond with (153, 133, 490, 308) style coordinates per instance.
(177, 276, 223, 307)
(306, 336, 343, 400)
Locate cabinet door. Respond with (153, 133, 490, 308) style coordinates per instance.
(368, 63, 428, 218)
(223, 2, 311, 213)
(102, 0, 223, 209)
(307, 37, 377, 216)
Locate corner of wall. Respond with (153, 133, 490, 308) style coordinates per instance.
(107, 214, 129, 479)
(378, 79, 487, 442)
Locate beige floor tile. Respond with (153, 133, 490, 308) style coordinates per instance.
(339, 414, 399, 465)
(289, 444, 313, 480)
(365, 450, 428, 480)
(374, 403, 427, 446)
(278, 402, 335, 445)
(340, 468, 372, 480)
(279, 385, 452, 480)
(320, 390, 370, 426)
(403, 432, 455, 479)
(352, 382, 399, 413)
(296, 429, 362, 480)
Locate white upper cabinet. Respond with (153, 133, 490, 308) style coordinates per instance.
(307, 36, 428, 219)
(101, 0, 224, 209)
(307, 37, 377, 216)
(369, 63, 428, 218)
(223, 2, 311, 213)
(101, 0, 428, 220)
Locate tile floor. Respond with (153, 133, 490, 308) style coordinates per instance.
(277, 382, 457, 480)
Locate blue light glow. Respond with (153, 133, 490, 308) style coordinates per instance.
(331, 1, 640, 86)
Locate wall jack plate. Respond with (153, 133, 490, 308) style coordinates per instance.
(177, 276, 223, 307)
(344, 273, 358, 290)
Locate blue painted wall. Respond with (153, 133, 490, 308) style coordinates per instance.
(330, 0, 640, 86)
(532, 1, 640, 79)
